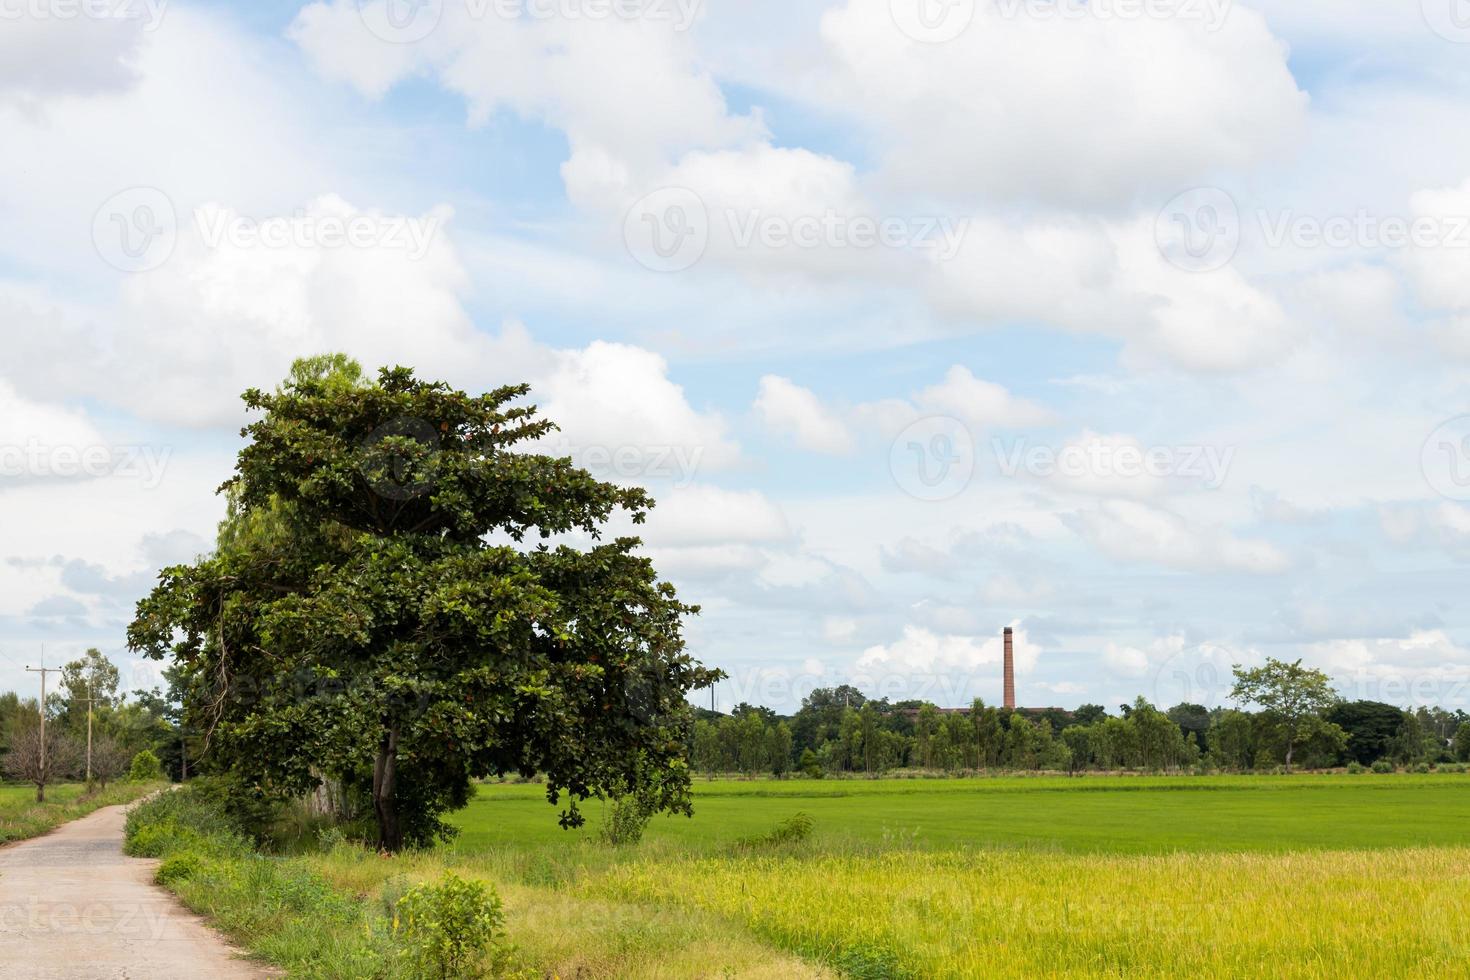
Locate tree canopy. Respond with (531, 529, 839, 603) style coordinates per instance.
(128, 360, 720, 850)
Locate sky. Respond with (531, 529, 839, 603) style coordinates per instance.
(3, 0, 1470, 714)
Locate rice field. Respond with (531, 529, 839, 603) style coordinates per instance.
(336, 774, 1470, 977)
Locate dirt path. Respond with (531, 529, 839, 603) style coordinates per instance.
(0, 801, 263, 979)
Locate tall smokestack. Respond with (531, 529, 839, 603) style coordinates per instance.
(1003, 627, 1016, 710)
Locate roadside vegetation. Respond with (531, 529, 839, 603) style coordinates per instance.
(0, 780, 165, 845)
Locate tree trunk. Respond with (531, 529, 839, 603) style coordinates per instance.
(372, 725, 401, 852)
(35, 782, 44, 804)
(1284, 739, 1295, 772)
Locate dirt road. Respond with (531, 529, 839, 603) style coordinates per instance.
(0, 801, 263, 979)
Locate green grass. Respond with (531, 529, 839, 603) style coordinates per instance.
(0, 780, 164, 845)
(131, 774, 1470, 978)
(449, 773, 1470, 856)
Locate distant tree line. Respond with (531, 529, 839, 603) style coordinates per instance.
(690, 660, 1470, 778)
(1, 648, 182, 800)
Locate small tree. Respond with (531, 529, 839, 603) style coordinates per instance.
(128, 749, 164, 782)
(395, 872, 507, 979)
(1456, 722, 1470, 763)
(4, 726, 81, 802)
(1230, 659, 1341, 771)
(90, 737, 131, 790)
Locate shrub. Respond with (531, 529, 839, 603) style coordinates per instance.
(597, 793, 652, 847)
(1346, 761, 1365, 774)
(156, 850, 207, 886)
(128, 750, 164, 783)
(1414, 762, 1432, 774)
(394, 872, 508, 979)
(1371, 760, 1395, 774)
(736, 812, 814, 849)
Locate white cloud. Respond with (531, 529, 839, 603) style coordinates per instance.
(928, 215, 1297, 374)
(290, 1, 762, 201)
(817, 0, 1307, 208)
(1103, 642, 1152, 678)
(1309, 631, 1470, 706)
(912, 366, 1055, 431)
(1069, 500, 1291, 574)
(856, 622, 1041, 676)
(754, 375, 854, 454)
(0, 12, 151, 107)
(539, 342, 740, 473)
(642, 485, 790, 548)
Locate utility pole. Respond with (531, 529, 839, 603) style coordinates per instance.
(73, 674, 102, 786)
(25, 649, 62, 797)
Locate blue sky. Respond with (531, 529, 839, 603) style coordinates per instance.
(3, 0, 1470, 714)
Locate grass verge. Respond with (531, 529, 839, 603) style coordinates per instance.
(125, 787, 830, 979)
(0, 780, 166, 845)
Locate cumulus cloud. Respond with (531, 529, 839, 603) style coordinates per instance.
(754, 376, 854, 454)
(816, 0, 1306, 208)
(1309, 631, 1470, 706)
(290, 0, 761, 201)
(1068, 500, 1291, 574)
(857, 623, 1041, 676)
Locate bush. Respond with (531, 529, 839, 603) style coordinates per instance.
(597, 793, 652, 847)
(156, 850, 207, 886)
(1346, 761, 1365, 774)
(128, 750, 164, 783)
(736, 812, 814, 849)
(1414, 762, 1432, 774)
(394, 872, 508, 979)
(1371, 760, 1395, 774)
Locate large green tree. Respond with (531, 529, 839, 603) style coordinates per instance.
(129, 362, 719, 850)
(1229, 659, 1341, 771)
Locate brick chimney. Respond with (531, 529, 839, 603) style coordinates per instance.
(1003, 627, 1016, 710)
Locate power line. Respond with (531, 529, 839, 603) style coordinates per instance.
(24, 647, 63, 786)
